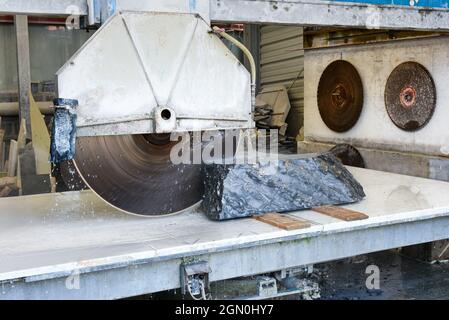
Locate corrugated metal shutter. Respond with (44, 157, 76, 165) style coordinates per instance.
(260, 26, 304, 137)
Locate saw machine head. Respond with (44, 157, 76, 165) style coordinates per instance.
(55, 11, 253, 216)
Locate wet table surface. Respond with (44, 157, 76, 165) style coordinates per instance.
(1, 167, 449, 281)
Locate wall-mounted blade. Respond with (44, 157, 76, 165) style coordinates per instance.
(385, 61, 436, 131)
(317, 60, 363, 133)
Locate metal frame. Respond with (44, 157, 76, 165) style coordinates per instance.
(2, 0, 449, 30)
(210, 0, 449, 30)
(14, 15, 32, 139)
(0, 0, 88, 16)
(1, 209, 449, 299)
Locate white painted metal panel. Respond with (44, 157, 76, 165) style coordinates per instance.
(57, 11, 252, 136)
(304, 36, 449, 157)
(57, 13, 157, 129)
(115, 0, 211, 22)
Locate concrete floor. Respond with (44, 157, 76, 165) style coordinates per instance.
(317, 250, 449, 300)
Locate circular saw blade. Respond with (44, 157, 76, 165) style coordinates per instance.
(329, 144, 365, 168)
(385, 61, 436, 131)
(59, 160, 87, 191)
(317, 60, 364, 132)
(73, 134, 203, 217)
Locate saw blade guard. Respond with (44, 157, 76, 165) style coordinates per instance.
(56, 11, 253, 137)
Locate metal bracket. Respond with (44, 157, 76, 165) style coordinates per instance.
(257, 276, 278, 298)
(180, 261, 211, 298)
(154, 106, 176, 133)
(277, 265, 314, 280)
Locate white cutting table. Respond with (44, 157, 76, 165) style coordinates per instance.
(1, 167, 449, 299)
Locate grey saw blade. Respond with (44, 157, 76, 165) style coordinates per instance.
(73, 134, 203, 216)
(59, 160, 87, 191)
(384, 61, 436, 131)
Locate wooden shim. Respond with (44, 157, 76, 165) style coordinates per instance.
(16, 119, 27, 191)
(312, 206, 369, 221)
(254, 213, 311, 231)
(30, 92, 51, 175)
(0, 186, 12, 197)
(50, 176, 57, 193)
(0, 176, 17, 188)
(17, 118, 27, 150)
(7, 140, 18, 177)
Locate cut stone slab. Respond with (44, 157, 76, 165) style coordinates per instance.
(202, 153, 366, 221)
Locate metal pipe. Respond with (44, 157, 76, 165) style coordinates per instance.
(0, 102, 54, 116)
(212, 26, 257, 112)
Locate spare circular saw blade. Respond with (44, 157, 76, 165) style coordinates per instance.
(329, 144, 365, 168)
(73, 134, 203, 217)
(385, 61, 436, 131)
(317, 60, 364, 132)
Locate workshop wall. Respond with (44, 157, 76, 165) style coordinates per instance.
(0, 24, 92, 94)
(260, 25, 304, 138)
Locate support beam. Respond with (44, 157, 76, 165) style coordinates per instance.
(14, 15, 32, 140)
(0, 0, 87, 16)
(2, 0, 449, 30)
(115, 0, 210, 22)
(210, 0, 449, 31)
(0, 102, 54, 116)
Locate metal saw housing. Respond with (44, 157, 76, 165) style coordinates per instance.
(56, 11, 253, 137)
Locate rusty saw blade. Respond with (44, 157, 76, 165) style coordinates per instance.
(317, 60, 364, 132)
(73, 134, 203, 216)
(385, 61, 436, 131)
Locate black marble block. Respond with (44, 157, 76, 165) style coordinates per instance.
(202, 153, 366, 221)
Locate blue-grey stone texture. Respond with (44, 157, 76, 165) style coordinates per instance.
(50, 99, 78, 163)
(202, 153, 366, 221)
